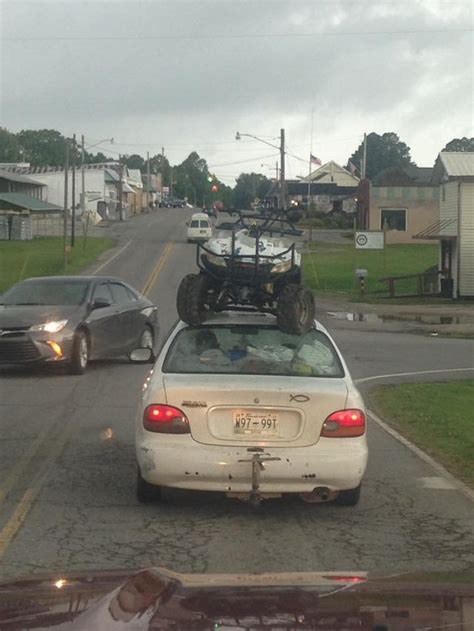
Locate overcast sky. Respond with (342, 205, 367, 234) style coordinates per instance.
(1, 0, 472, 183)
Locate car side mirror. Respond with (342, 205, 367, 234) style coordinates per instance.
(130, 348, 154, 364)
(91, 298, 112, 310)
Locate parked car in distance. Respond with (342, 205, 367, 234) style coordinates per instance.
(0, 276, 158, 374)
(203, 206, 217, 218)
(187, 212, 213, 243)
(132, 311, 368, 506)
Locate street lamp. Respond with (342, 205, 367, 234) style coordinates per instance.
(236, 130, 286, 209)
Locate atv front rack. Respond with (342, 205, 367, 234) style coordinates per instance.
(197, 230, 298, 287)
(217, 208, 304, 238)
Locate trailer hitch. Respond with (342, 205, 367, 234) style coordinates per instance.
(238, 448, 281, 507)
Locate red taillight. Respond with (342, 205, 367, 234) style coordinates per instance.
(143, 405, 190, 434)
(321, 409, 366, 438)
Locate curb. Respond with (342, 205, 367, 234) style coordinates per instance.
(368, 409, 474, 504)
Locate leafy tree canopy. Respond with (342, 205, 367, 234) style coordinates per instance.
(232, 172, 272, 209)
(347, 132, 415, 180)
(441, 137, 474, 152)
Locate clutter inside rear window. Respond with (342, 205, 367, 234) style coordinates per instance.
(163, 326, 344, 377)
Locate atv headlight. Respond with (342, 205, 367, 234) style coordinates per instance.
(206, 253, 227, 268)
(271, 259, 292, 273)
(30, 319, 68, 333)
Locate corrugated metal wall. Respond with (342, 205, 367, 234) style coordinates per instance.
(459, 182, 474, 297)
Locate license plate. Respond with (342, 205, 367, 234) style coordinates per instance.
(233, 411, 279, 435)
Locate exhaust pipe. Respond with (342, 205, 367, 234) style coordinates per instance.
(300, 486, 336, 504)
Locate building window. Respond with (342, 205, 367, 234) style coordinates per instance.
(332, 199, 343, 213)
(417, 187, 426, 200)
(381, 208, 406, 231)
(402, 187, 411, 200)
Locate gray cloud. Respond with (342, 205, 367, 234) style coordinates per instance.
(1, 0, 472, 180)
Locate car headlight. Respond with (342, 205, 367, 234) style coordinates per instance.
(271, 259, 292, 273)
(30, 320, 68, 333)
(205, 253, 227, 268)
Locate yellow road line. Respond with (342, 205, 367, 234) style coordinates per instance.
(0, 422, 77, 561)
(141, 241, 175, 296)
(0, 239, 177, 560)
(0, 422, 53, 508)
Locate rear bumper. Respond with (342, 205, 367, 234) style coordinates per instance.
(136, 434, 368, 493)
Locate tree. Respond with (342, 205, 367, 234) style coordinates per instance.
(174, 152, 211, 204)
(441, 137, 474, 152)
(16, 129, 69, 166)
(149, 153, 171, 187)
(85, 151, 112, 164)
(0, 127, 21, 162)
(347, 132, 415, 180)
(232, 172, 272, 209)
(123, 154, 145, 171)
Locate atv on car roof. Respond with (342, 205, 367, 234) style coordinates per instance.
(177, 208, 315, 335)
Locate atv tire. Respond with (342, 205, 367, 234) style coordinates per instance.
(277, 284, 315, 335)
(177, 273, 211, 325)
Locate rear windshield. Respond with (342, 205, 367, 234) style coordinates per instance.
(1, 280, 89, 306)
(190, 220, 199, 228)
(163, 325, 344, 378)
(200, 220, 210, 228)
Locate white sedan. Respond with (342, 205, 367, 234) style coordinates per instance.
(133, 312, 368, 506)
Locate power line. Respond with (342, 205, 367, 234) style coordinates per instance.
(4, 27, 472, 42)
(208, 153, 278, 167)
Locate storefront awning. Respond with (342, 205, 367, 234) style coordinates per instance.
(412, 218, 458, 240)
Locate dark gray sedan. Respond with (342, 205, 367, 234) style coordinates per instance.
(0, 276, 159, 374)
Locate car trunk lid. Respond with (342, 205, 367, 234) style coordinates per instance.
(162, 374, 348, 447)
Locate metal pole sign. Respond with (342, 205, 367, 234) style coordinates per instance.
(355, 230, 384, 250)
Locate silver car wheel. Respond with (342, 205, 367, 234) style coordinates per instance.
(79, 336, 88, 368)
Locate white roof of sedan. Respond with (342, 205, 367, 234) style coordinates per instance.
(176, 310, 328, 334)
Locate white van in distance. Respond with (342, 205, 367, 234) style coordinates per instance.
(187, 212, 213, 243)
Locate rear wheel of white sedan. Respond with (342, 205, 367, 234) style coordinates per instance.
(136, 467, 162, 503)
(335, 484, 361, 506)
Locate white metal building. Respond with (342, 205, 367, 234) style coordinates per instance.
(2, 163, 121, 216)
(420, 152, 474, 299)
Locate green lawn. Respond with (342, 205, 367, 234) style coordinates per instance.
(0, 236, 115, 293)
(370, 381, 474, 486)
(303, 242, 438, 299)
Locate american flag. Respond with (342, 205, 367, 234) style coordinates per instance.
(310, 153, 322, 165)
(348, 160, 359, 175)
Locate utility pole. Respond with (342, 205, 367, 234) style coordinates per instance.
(275, 161, 279, 181)
(307, 109, 314, 213)
(71, 134, 76, 246)
(170, 166, 173, 199)
(279, 128, 286, 210)
(161, 146, 165, 204)
(361, 132, 367, 179)
(118, 154, 124, 221)
(146, 151, 150, 212)
(80, 135, 86, 214)
(63, 140, 69, 269)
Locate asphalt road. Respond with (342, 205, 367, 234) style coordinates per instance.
(0, 210, 473, 582)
